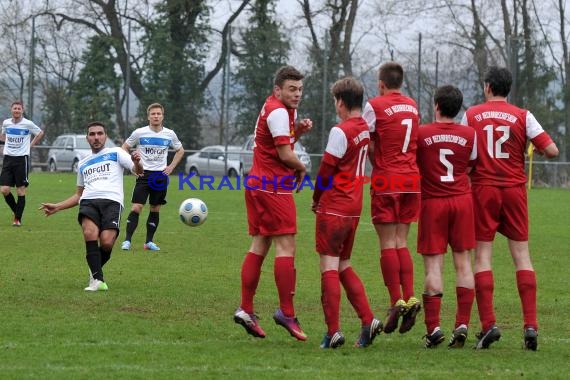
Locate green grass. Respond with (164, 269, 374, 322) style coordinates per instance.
(0, 172, 569, 379)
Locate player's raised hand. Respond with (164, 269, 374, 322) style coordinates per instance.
(296, 118, 313, 135)
(131, 151, 141, 162)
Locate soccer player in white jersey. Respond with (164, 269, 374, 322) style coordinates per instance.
(40, 122, 143, 291)
(120, 103, 184, 251)
(0, 101, 44, 226)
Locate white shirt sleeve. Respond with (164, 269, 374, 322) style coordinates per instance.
(460, 113, 468, 126)
(362, 102, 376, 132)
(125, 129, 139, 148)
(525, 111, 545, 139)
(325, 127, 347, 159)
(117, 147, 135, 171)
(267, 108, 291, 138)
(169, 130, 183, 150)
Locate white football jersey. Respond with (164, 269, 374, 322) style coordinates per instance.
(1, 118, 42, 156)
(124, 126, 182, 171)
(77, 147, 134, 206)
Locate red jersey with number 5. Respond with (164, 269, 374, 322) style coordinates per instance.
(363, 92, 420, 193)
(416, 122, 476, 199)
(317, 117, 370, 217)
(461, 100, 554, 187)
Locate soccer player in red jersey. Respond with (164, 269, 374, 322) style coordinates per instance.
(233, 66, 312, 341)
(312, 77, 382, 349)
(362, 61, 421, 334)
(416, 85, 477, 348)
(461, 66, 559, 350)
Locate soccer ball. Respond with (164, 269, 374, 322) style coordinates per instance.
(179, 198, 208, 227)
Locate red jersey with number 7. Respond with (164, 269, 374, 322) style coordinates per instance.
(363, 92, 420, 193)
(461, 100, 554, 187)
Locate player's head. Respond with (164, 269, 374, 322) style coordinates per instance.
(10, 101, 24, 119)
(483, 66, 512, 97)
(147, 103, 164, 127)
(331, 77, 364, 114)
(378, 61, 404, 92)
(434, 85, 463, 119)
(86, 121, 107, 152)
(273, 65, 304, 109)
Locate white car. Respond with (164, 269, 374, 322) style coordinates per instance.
(47, 134, 116, 172)
(185, 145, 243, 177)
(241, 135, 312, 175)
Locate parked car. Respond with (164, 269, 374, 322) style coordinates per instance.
(47, 134, 116, 172)
(185, 145, 243, 177)
(241, 135, 312, 175)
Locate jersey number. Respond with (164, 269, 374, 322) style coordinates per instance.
(401, 119, 413, 153)
(439, 149, 454, 182)
(356, 145, 368, 177)
(483, 125, 510, 158)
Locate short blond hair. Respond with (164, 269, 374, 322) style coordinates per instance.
(146, 103, 164, 115)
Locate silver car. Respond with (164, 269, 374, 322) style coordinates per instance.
(185, 145, 243, 177)
(47, 134, 116, 172)
(241, 135, 312, 175)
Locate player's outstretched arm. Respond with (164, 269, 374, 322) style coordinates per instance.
(39, 187, 84, 216)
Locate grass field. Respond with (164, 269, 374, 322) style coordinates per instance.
(0, 172, 568, 379)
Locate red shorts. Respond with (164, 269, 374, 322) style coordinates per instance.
(245, 189, 296, 236)
(316, 213, 359, 260)
(371, 191, 420, 224)
(472, 184, 528, 241)
(417, 193, 475, 254)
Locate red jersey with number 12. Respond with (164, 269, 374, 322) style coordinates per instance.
(462, 100, 554, 187)
(318, 117, 370, 217)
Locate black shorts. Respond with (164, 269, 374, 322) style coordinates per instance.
(130, 170, 168, 206)
(0, 155, 30, 187)
(78, 199, 123, 231)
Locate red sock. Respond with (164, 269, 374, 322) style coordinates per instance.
(274, 256, 296, 317)
(321, 270, 341, 335)
(455, 287, 475, 328)
(380, 248, 402, 304)
(397, 247, 415, 301)
(340, 267, 374, 326)
(423, 293, 442, 334)
(475, 271, 496, 331)
(240, 252, 265, 313)
(516, 270, 538, 330)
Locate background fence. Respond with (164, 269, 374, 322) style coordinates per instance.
(4, 146, 567, 189)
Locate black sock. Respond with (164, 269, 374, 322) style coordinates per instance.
(125, 211, 139, 241)
(4, 193, 17, 214)
(15, 195, 25, 220)
(101, 247, 112, 267)
(146, 211, 160, 243)
(85, 240, 103, 281)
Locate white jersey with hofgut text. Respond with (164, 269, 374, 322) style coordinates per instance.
(1, 117, 42, 156)
(124, 126, 182, 171)
(77, 147, 134, 206)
